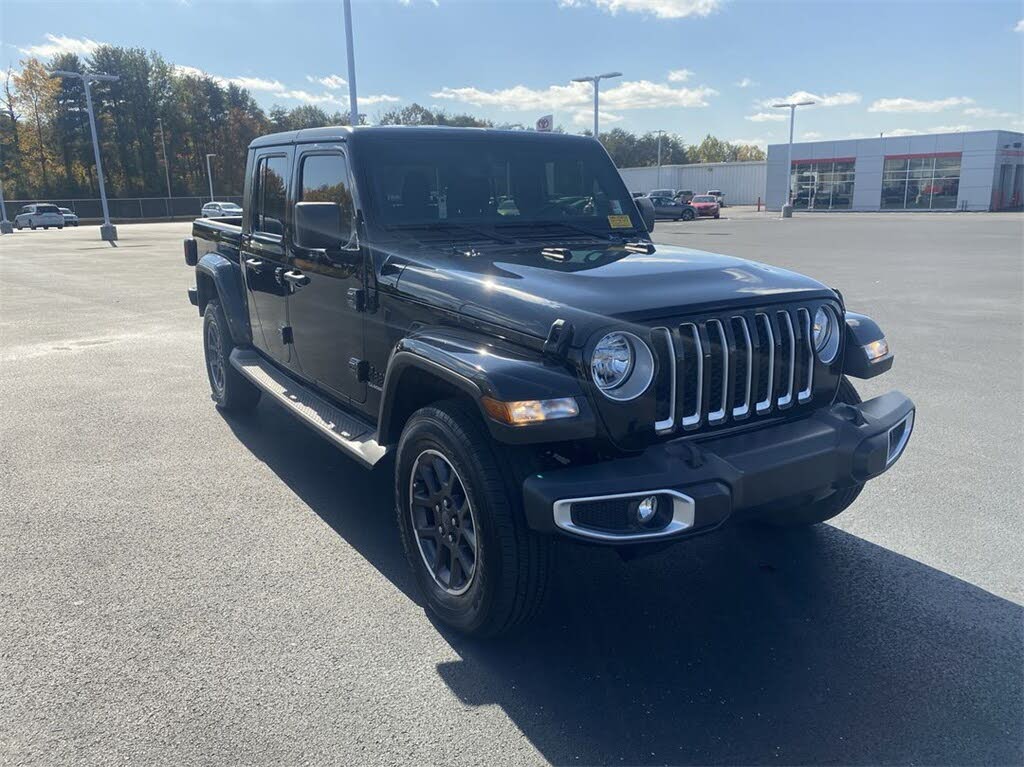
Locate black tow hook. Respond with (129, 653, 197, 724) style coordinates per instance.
(667, 440, 705, 469)
(833, 402, 867, 426)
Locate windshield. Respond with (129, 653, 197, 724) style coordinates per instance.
(692, 196, 715, 202)
(356, 133, 640, 237)
(59, 208, 72, 214)
(220, 203, 242, 213)
(37, 205, 60, 214)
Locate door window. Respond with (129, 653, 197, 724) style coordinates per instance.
(253, 155, 289, 237)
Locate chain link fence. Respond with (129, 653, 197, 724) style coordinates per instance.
(6, 196, 244, 222)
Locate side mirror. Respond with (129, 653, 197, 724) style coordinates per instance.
(294, 201, 351, 250)
(635, 196, 656, 233)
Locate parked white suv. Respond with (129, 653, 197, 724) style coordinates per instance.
(201, 201, 243, 218)
(15, 203, 65, 230)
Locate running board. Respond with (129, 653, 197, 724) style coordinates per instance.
(230, 349, 387, 467)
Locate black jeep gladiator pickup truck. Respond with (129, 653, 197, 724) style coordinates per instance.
(185, 126, 914, 636)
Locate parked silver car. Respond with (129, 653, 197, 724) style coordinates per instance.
(14, 204, 64, 230)
(201, 201, 243, 218)
(59, 207, 79, 226)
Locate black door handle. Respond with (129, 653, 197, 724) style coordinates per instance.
(245, 258, 264, 268)
(283, 270, 310, 288)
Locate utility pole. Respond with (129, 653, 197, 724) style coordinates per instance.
(0, 180, 12, 234)
(205, 153, 216, 202)
(654, 129, 666, 187)
(158, 117, 172, 198)
(772, 99, 814, 218)
(571, 72, 622, 141)
(51, 70, 120, 241)
(343, 0, 359, 127)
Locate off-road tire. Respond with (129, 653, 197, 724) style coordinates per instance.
(396, 399, 551, 636)
(753, 377, 864, 527)
(202, 299, 261, 412)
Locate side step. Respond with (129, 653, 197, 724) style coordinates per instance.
(230, 349, 388, 467)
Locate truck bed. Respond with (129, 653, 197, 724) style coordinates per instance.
(193, 217, 243, 262)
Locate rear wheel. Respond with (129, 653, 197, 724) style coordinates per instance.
(752, 378, 864, 527)
(396, 399, 551, 636)
(202, 299, 261, 412)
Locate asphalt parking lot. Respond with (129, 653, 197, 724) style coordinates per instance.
(2, 214, 1022, 766)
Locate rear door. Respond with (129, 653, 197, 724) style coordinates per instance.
(241, 147, 295, 367)
(286, 145, 367, 403)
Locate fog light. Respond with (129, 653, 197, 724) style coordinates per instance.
(636, 496, 659, 525)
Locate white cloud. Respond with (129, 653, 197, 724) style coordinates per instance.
(225, 76, 284, 92)
(735, 77, 756, 88)
(398, 0, 439, 5)
(802, 131, 823, 140)
(745, 111, 786, 122)
(173, 64, 207, 79)
(868, 96, 973, 113)
(928, 124, 972, 133)
(963, 106, 1017, 119)
(559, 0, 721, 19)
(667, 69, 693, 82)
(19, 34, 104, 58)
(306, 74, 348, 89)
(729, 136, 769, 149)
(274, 89, 344, 106)
(758, 90, 861, 109)
(361, 93, 402, 105)
(885, 125, 972, 137)
(1015, 19, 1024, 32)
(572, 109, 623, 126)
(432, 79, 715, 112)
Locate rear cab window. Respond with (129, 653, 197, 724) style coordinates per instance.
(252, 154, 290, 238)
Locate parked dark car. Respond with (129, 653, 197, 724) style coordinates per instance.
(185, 126, 914, 637)
(648, 194, 696, 221)
(673, 190, 695, 204)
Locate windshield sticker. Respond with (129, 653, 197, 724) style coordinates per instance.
(607, 214, 632, 228)
(610, 199, 623, 214)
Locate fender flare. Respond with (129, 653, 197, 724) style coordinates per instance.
(843, 311, 893, 378)
(195, 252, 252, 346)
(378, 327, 597, 446)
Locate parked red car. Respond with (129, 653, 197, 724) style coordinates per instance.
(689, 195, 721, 218)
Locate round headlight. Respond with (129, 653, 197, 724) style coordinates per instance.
(813, 306, 840, 364)
(590, 331, 654, 401)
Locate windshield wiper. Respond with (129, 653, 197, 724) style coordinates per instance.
(496, 219, 638, 242)
(387, 221, 514, 244)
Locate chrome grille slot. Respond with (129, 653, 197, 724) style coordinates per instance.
(730, 316, 752, 418)
(678, 323, 702, 428)
(754, 313, 774, 413)
(652, 327, 675, 433)
(776, 310, 796, 408)
(796, 308, 814, 402)
(706, 320, 729, 423)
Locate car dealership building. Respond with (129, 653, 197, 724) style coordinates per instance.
(766, 130, 1023, 212)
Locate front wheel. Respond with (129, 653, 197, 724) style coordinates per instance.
(681, 209, 696, 221)
(202, 299, 261, 412)
(752, 378, 864, 527)
(713, 213, 720, 219)
(396, 400, 551, 636)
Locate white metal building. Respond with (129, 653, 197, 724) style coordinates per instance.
(618, 161, 767, 205)
(766, 130, 1024, 212)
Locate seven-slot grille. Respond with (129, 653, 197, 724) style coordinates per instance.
(650, 306, 821, 434)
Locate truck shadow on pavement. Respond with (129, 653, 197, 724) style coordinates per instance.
(223, 403, 1023, 767)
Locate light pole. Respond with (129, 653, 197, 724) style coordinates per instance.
(772, 99, 814, 218)
(157, 117, 172, 200)
(571, 71, 621, 141)
(51, 70, 119, 241)
(205, 153, 216, 202)
(343, 0, 359, 127)
(653, 129, 666, 187)
(0, 180, 12, 234)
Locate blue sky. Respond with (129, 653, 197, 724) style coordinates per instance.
(2, 0, 1022, 146)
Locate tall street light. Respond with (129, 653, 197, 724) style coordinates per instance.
(772, 99, 815, 217)
(571, 71, 621, 141)
(157, 117, 172, 206)
(51, 70, 119, 241)
(205, 153, 217, 202)
(653, 129, 666, 187)
(343, 0, 359, 127)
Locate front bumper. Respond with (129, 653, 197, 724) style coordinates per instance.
(522, 390, 915, 543)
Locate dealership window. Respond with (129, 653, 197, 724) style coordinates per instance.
(789, 159, 855, 210)
(881, 153, 961, 210)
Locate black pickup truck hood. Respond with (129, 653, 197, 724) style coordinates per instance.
(388, 240, 834, 343)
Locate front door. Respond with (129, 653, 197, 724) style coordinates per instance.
(287, 147, 367, 404)
(241, 149, 294, 367)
